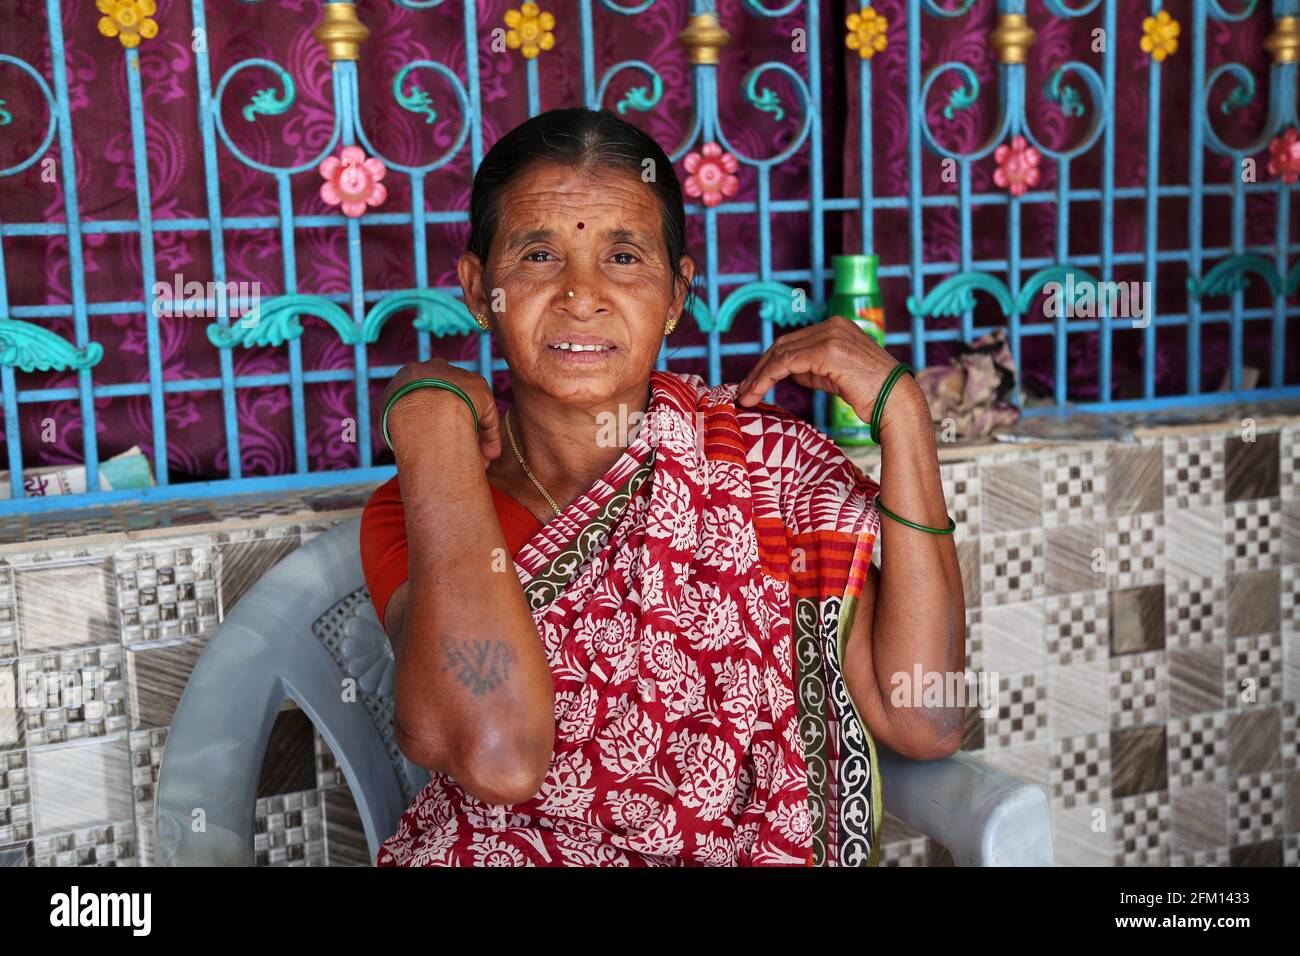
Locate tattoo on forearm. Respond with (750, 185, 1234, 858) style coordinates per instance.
(443, 637, 513, 695)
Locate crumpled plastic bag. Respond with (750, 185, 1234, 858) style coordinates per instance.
(914, 330, 1021, 438)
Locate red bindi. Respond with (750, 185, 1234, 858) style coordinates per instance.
(577, 221, 584, 229)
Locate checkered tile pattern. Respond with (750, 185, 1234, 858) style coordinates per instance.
(983, 672, 1048, 749)
(1284, 565, 1299, 637)
(879, 835, 929, 867)
(1165, 576, 1226, 649)
(1224, 498, 1281, 574)
(1167, 712, 1228, 789)
(1281, 425, 1299, 502)
(1285, 834, 1300, 867)
(115, 544, 220, 646)
(981, 529, 1045, 605)
(0, 749, 32, 845)
(1109, 650, 1167, 729)
(33, 822, 136, 867)
(0, 566, 16, 661)
(1051, 733, 1110, 809)
(1171, 847, 1231, 866)
(1045, 590, 1108, 665)
(254, 790, 325, 866)
(1226, 633, 1282, 709)
(17, 646, 126, 747)
(129, 727, 166, 866)
(1106, 512, 1164, 589)
(1113, 792, 1170, 866)
(1229, 771, 1283, 846)
(1284, 702, 1299, 770)
(965, 606, 984, 679)
(1043, 449, 1106, 528)
(315, 727, 345, 791)
(1164, 435, 1224, 510)
(939, 460, 980, 539)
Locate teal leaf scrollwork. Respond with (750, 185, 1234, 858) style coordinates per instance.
(1220, 72, 1255, 115)
(1186, 254, 1283, 299)
(207, 295, 360, 348)
(0, 318, 103, 372)
(691, 282, 810, 335)
(362, 290, 478, 342)
(243, 78, 296, 123)
(907, 271, 1014, 319)
(394, 64, 438, 125)
(943, 76, 979, 121)
(1046, 66, 1085, 119)
(0, 100, 11, 126)
(1286, 260, 1300, 297)
(1016, 264, 1104, 315)
(616, 75, 663, 115)
(206, 290, 481, 349)
(745, 72, 784, 122)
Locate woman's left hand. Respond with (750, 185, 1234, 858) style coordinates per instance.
(734, 315, 923, 433)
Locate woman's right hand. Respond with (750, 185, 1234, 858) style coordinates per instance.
(382, 358, 502, 470)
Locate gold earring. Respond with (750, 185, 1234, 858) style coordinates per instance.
(474, 311, 491, 331)
(664, 314, 679, 336)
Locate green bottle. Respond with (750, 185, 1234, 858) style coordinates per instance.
(827, 254, 886, 446)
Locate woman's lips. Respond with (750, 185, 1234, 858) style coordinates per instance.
(547, 345, 617, 364)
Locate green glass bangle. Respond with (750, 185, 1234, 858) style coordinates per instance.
(382, 378, 478, 451)
(875, 496, 956, 535)
(870, 362, 914, 445)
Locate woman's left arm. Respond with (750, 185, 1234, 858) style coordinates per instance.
(848, 373, 966, 759)
(736, 315, 966, 760)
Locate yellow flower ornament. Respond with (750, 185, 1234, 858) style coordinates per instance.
(846, 6, 888, 60)
(97, 0, 159, 49)
(1140, 10, 1180, 62)
(505, 3, 556, 60)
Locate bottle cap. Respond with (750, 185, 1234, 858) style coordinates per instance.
(832, 254, 879, 295)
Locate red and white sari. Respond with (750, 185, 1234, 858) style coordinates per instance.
(376, 370, 883, 866)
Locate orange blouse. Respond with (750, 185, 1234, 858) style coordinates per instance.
(359, 475, 543, 631)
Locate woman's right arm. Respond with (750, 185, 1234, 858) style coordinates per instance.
(384, 376, 556, 806)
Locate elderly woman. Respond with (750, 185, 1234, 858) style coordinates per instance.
(360, 107, 965, 867)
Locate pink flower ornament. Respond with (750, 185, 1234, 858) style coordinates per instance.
(683, 142, 740, 208)
(1267, 128, 1300, 185)
(993, 135, 1041, 197)
(319, 146, 388, 217)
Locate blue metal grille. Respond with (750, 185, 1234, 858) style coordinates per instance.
(0, 0, 1297, 515)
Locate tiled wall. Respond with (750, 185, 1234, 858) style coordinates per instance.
(0, 487, 375, 867)
(0, 414, 1295, 867)
(852, 415, 1300, 867)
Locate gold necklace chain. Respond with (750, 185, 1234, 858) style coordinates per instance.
(504, 408, 562, 518)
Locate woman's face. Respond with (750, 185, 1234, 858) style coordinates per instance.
(459, 161, 694, 408)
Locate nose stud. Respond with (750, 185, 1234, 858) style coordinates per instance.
(567, 290, 574, 298)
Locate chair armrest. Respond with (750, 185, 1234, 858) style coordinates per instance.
(877, 745, 1054, 866)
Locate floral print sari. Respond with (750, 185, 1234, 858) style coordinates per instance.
(376, 370, 883, 866)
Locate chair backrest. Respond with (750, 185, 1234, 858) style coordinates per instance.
(154, 517, 429, 865)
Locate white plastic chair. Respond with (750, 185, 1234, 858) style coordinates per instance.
(154, 517, 1054, 866)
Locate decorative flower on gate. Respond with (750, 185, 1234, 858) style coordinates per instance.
(504, 2, 556, 59)
(993, 135, 1041, 197)
(683, 143, 740, 208)
(1267, 127, 1300, 184)
(1139, 10, 1180, 63)
(845, 6, 889, 60)
(318, 146, 388, 218)
(96, 0, 159, 49)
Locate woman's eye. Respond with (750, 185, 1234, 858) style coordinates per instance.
(612, 251, 639, 264)
(525, 250, 554, 262)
